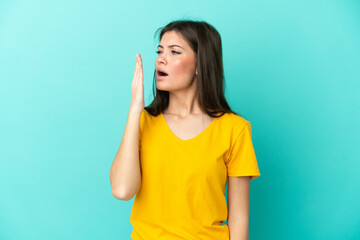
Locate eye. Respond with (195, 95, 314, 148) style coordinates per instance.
(155, 50, 180, 55)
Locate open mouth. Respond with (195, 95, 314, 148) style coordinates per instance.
(157, 70, 168, 77)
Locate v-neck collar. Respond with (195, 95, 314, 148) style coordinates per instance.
(160, 112, 220, 143)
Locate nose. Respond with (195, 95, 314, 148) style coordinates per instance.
(156, 53, 167, 65)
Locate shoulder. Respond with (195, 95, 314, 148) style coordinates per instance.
(139, 109, 161, 128)
(220, 112, 250, 135)
(141, 109, 160, 121)
(223, 112, 249, 124)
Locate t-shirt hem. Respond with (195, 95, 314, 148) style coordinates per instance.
(228, 172, 261, 179)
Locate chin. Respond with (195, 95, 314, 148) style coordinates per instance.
(156, 82, 169, 91)
(157, 83, 178, 93)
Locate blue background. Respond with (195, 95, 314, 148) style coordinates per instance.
(1, 0, 359, 239)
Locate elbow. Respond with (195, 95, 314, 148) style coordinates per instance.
(112, 188, 134, 201)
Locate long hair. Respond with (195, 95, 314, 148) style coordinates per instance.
(145, 19, 242, 118)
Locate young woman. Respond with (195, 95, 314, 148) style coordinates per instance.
(110, 20, 261, 240)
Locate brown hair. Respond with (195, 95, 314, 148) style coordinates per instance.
(145, 19, 242, 118)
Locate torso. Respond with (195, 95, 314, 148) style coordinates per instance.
(162, 112, 215, 141)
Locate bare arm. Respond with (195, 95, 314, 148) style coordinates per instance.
(110, 53, 144, 201)
(227, 176, 251, 240)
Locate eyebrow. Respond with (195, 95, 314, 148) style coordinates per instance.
(157, 44, 184, 49)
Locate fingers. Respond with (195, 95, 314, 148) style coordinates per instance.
(138, 54, 143, 82)
(136, 53, 143, 83)
(133, 53, 143, 85)
(133, 54, 139, 80)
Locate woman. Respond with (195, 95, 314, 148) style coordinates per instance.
(110, 20, 261, 240)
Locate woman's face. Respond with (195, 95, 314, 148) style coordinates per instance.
(155, 30, 197, 92)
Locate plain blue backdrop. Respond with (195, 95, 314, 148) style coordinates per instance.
(0, 0, 359, 239)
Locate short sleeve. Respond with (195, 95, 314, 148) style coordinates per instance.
(138, 109, 145, 152)
(138, 127, 142, 152)
(226, 121, 261, 179)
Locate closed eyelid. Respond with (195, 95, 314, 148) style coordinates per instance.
(156, 50, 181, 54)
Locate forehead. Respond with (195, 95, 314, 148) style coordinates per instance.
(158, 31, 189, 49)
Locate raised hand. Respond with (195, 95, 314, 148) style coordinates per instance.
(130, 53, 144, 113)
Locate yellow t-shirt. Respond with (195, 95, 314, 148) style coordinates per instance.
(130, 109, 260, 240)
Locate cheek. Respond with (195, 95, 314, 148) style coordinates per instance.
(172, 59, 195, 75)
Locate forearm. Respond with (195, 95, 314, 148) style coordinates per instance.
(110, 107, 142, 200)
(228, 218, 249, 240)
